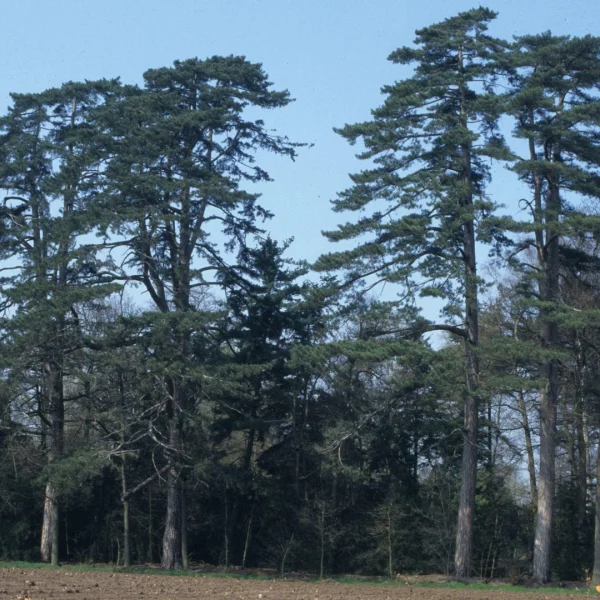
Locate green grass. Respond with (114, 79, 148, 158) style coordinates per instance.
(0, 561, 57, 570)
(415, 581, 590, 595)
(0, 561, 594, 595)
(331, 576, 591, 595)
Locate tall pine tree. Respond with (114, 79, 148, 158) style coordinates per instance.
(95, 57, 299, 569)
(315, 8, 509, 577)
(504, 32, 600, 583)
(0, 81, 120, 564)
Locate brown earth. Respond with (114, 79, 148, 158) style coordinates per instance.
(0, 567, 588, 600)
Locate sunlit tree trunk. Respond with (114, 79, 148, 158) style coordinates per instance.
(533, 176, 560, 584)
(454, 53, 480, 578)
(40, 366, 63, 566)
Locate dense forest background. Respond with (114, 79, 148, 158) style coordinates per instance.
(1, 6, 600, 585)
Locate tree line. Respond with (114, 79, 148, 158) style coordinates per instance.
(1, 7, 600, 585)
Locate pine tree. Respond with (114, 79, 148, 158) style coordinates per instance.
(503, 32, 600, 583)
(214, 236, 322, 565)
(95, 57, 300, 569)
(0, 80, 121, 565)
(315, 8, 509, 577)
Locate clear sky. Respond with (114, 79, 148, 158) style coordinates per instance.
(2, 0, 599, 307)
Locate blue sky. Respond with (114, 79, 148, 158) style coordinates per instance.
(2, 0, 599, 312)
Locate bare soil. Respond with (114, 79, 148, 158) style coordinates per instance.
(0, 567, 587, 600)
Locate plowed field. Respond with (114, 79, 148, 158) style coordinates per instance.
(0, 567, 586, 600)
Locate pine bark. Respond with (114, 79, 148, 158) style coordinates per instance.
(454, 297, 479, 579)
(161, 384, 184, 570)
(40, 484, 55, 563)
(532, 178, 560, 584)
(454, 49, 480, 578)
(40, 113, 74, 566)
(40, 366, 63, 565)
(161, 467, 183, 569)
(533, 362, 557, 583)
(122, 494, 131, 568)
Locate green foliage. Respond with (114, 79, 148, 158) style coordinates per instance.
(42, 451, 110, 498)
(316, 7, 509, 318)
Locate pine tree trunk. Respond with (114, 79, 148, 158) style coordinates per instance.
(162, 468, 182, 570)
(161, 390, 184, 570)
(455, 383, 478, 579)
(40, 366, 63, 566)
(454, 68, 480, 578)
(123, 497, 131, 568)
(40, 483, 55, 563)
(51, 498, 59, 566)
(533, 367, 557, 584)
(41, 482, 60, 566)
(533, 179, 560, 584)
(530, 85, 564, 582)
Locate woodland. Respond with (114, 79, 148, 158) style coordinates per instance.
(1, 6, 600, 586)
